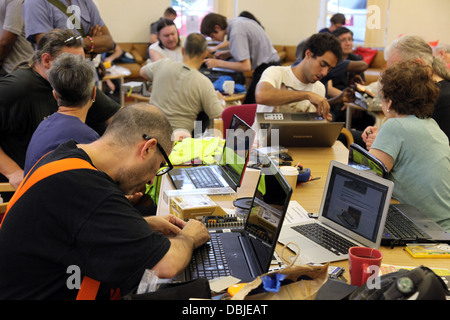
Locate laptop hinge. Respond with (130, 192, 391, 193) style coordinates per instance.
(239, 234, 263, 279)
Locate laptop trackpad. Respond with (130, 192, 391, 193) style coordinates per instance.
(220, 233, 253, 283)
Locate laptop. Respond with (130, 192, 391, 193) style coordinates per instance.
(168, 115, 255, 191)
(278, 160, 393, 264)
(256, 112, 344, 147)
(177, 157, 292, 283)
(347, 143, 450, 245)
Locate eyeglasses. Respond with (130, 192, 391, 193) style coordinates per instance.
(64, 35, 83, 45)
(143, 134, 173, 176)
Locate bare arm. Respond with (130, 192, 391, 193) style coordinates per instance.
(255, 81, 331, 120)
(369, 148, 394, 172)
(151, 219, 210, 278)
(204, 58, 252, 73)
(0, 146, 23, 189)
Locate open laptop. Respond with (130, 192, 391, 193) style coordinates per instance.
(168, 115, 255, 191)
(256, 112, 344, 147)
(177, 158, 292, 283)
(347, 143, 450, 245)
(278, 160, 393, 264)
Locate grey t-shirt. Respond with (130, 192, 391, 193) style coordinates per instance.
(0, 0, 34, 73)
(227, 17, 279, 70)
(142, 59, 223, 133)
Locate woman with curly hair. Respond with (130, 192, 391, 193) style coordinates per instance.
(369, 61, 450, 231)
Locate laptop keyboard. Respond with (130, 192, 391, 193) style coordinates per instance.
(189, 234, 231, 280)
(385, 206, 430, 240)
(292, 223, 358, 255)
(186, 167, 225, 188)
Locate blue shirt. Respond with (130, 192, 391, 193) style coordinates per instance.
(23, 0, 104, 44)
(24, 112, 99, 175)
(372, 116, 450, 231)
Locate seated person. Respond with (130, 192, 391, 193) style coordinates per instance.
(369, 61, 450, 232)
(24, 53, 99, 175)
(255, 33, 345, 121)
(0, 103, 210, 299)
(319, 13, 346, 34)
(433, 43, 450, 70)
(141, 33, 224, 139)
(149, 7, 177, 44)
(364, 35, 450, 146)
(321, 27, 372, 130)
(148, 18, 182, 62)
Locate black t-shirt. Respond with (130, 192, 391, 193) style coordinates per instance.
(434, 80, 450, 141)
(0, 141, 170, 299)
(0, 67, 120, 182)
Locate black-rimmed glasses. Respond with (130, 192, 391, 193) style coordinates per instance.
(143, 134, 173, 176)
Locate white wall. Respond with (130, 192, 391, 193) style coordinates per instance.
(94, 0, 450, 47)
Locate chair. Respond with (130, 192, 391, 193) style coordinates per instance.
(340, 127, 354, 149)
(219, 104, 257, 138)
(0, 182, 15, 215)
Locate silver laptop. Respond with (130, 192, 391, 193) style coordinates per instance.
(177, 157, 292, 283)
(347, 143, 450, 245)
(257, 112, 344, 147)
(168, 115, 255, 191)
(278, 160, 393, 264)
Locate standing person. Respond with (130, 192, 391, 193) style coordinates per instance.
(0, 29, 120, 191)
(141, 33, 224, 139)
(149, 7, 177, 44)
(23, 0, 114, 55)
(0, 0, 34, 76)
(369, 61, 450, 231)
(200, 12, 280, 104)
(148, 18, 182, 62)
(24, 53, 99, 175)
(0, 103, 210, 299)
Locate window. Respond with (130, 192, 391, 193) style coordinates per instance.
(326, 0, 368, 44)
(171, 0, 215, 37)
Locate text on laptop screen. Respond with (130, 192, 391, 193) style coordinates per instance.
(220, 116, 255, 185)
(245, 160, 291, 272)
(322, 165, 389, 243)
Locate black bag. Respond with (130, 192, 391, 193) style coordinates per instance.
(349, 266, 449, 300)
(123, 278, 212, 300)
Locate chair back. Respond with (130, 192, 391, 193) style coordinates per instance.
(221, 104, 257, 138)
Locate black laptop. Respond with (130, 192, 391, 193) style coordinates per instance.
(256, 112, 344, 147)
(347, 143, 450, 246)
(168, 115, 255, 191)
(177, 158, 292, 283)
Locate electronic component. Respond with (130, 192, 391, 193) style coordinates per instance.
(202, 214, 245, 232)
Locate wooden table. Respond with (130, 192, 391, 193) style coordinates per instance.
(158, 141, 450, 286)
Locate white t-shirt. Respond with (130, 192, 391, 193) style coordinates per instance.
(257, 65, 325, 113)
(149, 41, 183, 62)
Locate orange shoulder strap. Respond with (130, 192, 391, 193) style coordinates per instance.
(0, 158, 102, 300)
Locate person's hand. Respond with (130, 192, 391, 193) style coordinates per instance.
(203, 58, 221, 69)
(125, 192, 143, 205)
(145, 214, 186, 236)
(362, 126, 379, 150)
(308, 92, 331, 121)
(179, 219, 210, 249)
(8, 170, 23, 189)
(88, 24, 103, 37)
(342, 87, 356, 103)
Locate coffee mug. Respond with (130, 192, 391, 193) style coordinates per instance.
(279, 166, 298, 190)
(348, 246, 382, 286)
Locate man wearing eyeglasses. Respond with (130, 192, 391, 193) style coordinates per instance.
(0, 103, 210, 300)
(0, 29, 120, 197)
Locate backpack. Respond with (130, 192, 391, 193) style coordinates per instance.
(349, 266, 449, 300)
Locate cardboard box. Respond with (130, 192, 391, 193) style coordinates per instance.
(170, 194, 228, 220)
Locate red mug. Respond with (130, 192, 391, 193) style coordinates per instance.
(348, 246, 382, 286)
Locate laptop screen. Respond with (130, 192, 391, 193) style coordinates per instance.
(348, 143, 388, 178)
(321, 163, 390, 243)
(220, 115, 255, 187)
(244, 157, 292, 272)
